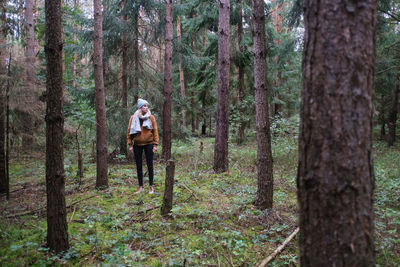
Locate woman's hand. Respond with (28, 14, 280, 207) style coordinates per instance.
(129, 146, 133, 152)
(153, 145, 157, 153)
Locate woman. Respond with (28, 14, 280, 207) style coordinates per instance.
(127, 98, 159, 194)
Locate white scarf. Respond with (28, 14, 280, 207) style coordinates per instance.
(130, 109, 153, 135)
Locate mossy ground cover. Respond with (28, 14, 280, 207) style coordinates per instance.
(0, 133, 399, 266)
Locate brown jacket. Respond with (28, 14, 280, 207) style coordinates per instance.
(127, 115, 159, 146)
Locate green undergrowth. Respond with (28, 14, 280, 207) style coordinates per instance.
(0, 133, 399, 266)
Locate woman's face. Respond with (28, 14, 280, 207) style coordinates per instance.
(141, 104, 149, 114)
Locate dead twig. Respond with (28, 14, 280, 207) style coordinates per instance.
(68, 206, 77, 223)
(258, 227, 300, 267)
(180, 182, 199, 200)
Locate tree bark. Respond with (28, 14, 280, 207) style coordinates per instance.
(161, 160, 175, 216)
(73, 0, 79, 88)
(133, 9, 139, 103)
(93, 0, 108, 188)
(44, 0, 69, 252)
(213, 0, 230, 173)
(252, 0, 274, 209)
(236, 1, 245, 144)
(23, 0, 35, 147)
(298, 0, 377, 265)
(177, 0, 187, 128)
(120, 0, 128, 157)
(272, 0, 282, 116)
(162, 0, 173, 160)
(388, 76, 399, 146)
(0, 2, 7, 195)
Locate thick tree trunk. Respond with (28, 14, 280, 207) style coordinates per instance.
(93, 0, 108, 188)
(298, 0, 377, 265)
(44, 0, 69, 253)
(252, 0, 274, 209)
(162, 0, 173, 160)
(161, 160, 175, 216)
(177, 0, 187, 128)
(388, 77, 399, 146)
(23, 0, 35, 147)
(213, 0, 230, 173)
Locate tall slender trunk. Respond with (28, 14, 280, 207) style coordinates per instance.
(134, 9, 139, 103)
(177, 0, 186, 128)
(120, 0, 128, 156)
(140, 8, 145, 52)
(236, 1, 245, 144)
(23, 0, 35, 147)
(191, 91, 196, 133)
(272, 0, 282, 117)
(388, 76, 399, 146)
(252, 0, 273, 209)
(298, 0, 376, 265)
(0, 2, 7, 195)
(213, 0, 230, 173)
(5, 54, 10, 200)
(93, 0, 108, 188)
(44, 0, 69, 252)
(162, 0, 173, 160)
(73, 0, 79, 88)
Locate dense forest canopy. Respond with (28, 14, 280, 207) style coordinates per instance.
(0, 0, 399, 265)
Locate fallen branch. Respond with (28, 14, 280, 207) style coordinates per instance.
(180, 182, 199, 200)
(258, 227, 300, 267)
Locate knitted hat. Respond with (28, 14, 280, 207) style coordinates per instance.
(137, 98, 149, 109)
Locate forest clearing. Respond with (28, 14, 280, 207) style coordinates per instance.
(1, 0, 400, 266)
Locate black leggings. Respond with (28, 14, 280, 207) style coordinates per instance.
(133, 144, 154, 186)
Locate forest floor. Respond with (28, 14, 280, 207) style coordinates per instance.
(1, 129, 400, 266)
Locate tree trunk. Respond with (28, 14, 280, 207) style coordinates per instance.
(0, 92, 5, 196)
(120, 0, 128, 157)
(298, 0, 377, 265)
(162, 0, 173, 160)
(177, 0, 187, 128)
(0, 3, 7, 195)
(161, 160, 175, 216)
(272, 0, 282, 116)
(213, 0, 230, 173)
(23, 0, 35, 148)
(388, 77, 399, 146)
(5, 55, 10, 200)
(380, 121, 386, 140)
(44, 0, 69, 252)
(252, 0, 274, 209)
(236, 1, 245, 144)
(93, 0, 108, 188)
(73, 0, 79, 88)
(133, 9, 139, 103)
(191, 91, 196, 133)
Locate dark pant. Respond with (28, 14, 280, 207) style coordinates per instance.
(133, 144, 154, 186)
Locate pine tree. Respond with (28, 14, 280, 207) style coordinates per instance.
(213, 0, 230, 173)
(298, 0, 377, 264)
(44, 0, 69, 253)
